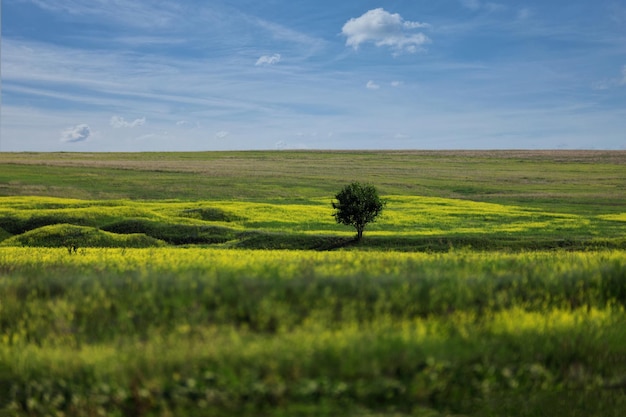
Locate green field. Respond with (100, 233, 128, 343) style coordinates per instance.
(1, 150, 624, 212)
(1, 150, 625, 416)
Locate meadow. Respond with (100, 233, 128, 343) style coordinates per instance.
(1, 150, 625, 416)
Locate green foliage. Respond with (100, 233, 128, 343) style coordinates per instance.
(332, 182, 386, 240)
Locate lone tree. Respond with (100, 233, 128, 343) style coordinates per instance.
(332, 182, 386, 241)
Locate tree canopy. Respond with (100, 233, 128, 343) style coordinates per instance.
(332, 182, 385, 241)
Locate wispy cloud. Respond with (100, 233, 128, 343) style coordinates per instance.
(3, 39, 125, 91)
(3, 38, 277, 119)
(366, 80, 380, 90)
(25, 0, 182, 29)
(255, 54, 281, 66)
(110, 116, 146, 128)
(60, 124, 91, 143)
(252, 17, 326, 52)
(215, 131, 230, 139)
(342, 8, 430, 54)
(592, 65, 626, 90)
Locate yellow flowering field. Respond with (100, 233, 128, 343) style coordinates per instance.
(2, 247, 626, 416)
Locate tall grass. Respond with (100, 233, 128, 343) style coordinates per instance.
(2, 248, 626, 416)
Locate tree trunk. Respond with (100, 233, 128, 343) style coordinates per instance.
(356, 226, 364, 241)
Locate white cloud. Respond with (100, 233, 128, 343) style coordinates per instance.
(215, 131, 229, 139)
(61, 124, 91, 143)
(366, 80, 380, 90)
(342, 8, 430, 54)
(391, 81, 402, 87)
(255, 54, 281, 66)
(110, 116, 146, 128)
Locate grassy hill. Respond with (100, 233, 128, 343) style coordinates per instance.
(0, 195, 624, 251)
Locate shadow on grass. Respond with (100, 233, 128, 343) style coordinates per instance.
(101, 219, 236, 245)
(229, 232, 626, 252)
(234, 231, 356, 251)
(4, 217, 625, 252)
(360, 235, 626, 252)
(234, 232, 626, 252)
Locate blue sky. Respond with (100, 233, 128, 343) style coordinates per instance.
(2, 0, 625, 151)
